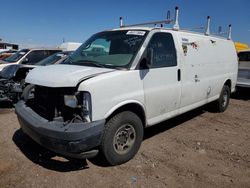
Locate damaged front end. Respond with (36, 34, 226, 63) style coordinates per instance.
(15, 85, 104, 159)
(26, 85, 92, 123)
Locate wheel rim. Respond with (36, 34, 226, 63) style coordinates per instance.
(222, 90, 228, 108)
(113, 124, 136, 155)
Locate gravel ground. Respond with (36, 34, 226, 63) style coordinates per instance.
(0, 89, 249, 188)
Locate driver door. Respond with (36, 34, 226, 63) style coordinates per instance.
(141, 32, 181, 125)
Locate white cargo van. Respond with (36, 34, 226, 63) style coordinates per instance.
(15, 8, 238, 165)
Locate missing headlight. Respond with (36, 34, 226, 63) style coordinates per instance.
(64, 91, 92, 122)
(64, 95, 78, 108)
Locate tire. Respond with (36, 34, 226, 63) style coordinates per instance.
(101, 111, 143, 165)
(22, 84, 35, 102)
(213, 85, 230, 112)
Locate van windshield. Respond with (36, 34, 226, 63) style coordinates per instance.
(238, 51, 250, 62)
(62, 30, 148, 69)
(4, 49, 29, 63)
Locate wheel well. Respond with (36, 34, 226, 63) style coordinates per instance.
(224, 79, 232, 90)
(14, 67, 31, 81)
(106, 103, 146, 127)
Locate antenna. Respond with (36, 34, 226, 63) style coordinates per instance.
(227, 24, 232, 40)
(205, 16, 211, 35)
(173, 6, 180, 30)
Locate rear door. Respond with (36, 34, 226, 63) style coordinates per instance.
(141, 32, 181, 125)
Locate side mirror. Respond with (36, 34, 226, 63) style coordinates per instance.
(146, 48, 153, 67)
(139, 48, 154, 69)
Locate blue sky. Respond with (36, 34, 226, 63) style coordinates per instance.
(0, 0, 249, 48)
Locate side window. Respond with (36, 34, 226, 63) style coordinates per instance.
(24, 50, 46, 64)
(147, 33, 177, 68)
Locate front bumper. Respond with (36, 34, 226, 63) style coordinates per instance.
(15, 101, 105, 159)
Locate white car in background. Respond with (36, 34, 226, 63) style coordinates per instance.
(0, 49, 61, 71)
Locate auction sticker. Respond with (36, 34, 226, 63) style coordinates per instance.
(126, 31, 146, 36)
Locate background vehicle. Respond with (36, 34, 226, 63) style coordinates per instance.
(237, 49, 250, 88)
(0, 50, 17, 60)
(0, 50, 65, 103)
(234, 42, 249, 52)
(0, 49, 61, 71)
(58, 42, 82, 51)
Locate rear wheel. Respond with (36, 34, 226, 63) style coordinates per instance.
(213, 85, 230, 112)
(101, 111, 143, 165)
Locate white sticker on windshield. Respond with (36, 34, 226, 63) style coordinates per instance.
(20, 52, 26, 55)
(126, 31, 146, 36)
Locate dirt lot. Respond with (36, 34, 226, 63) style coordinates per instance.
(0, 90, 249, 188)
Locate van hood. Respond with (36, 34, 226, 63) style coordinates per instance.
(25, 64, 114, 87)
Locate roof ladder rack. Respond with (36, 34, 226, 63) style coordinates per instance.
(119, 18, 173, 28)
(173, 6, 180, 30)
(119, 11, 173, 28)
(205, 16, 211, 35)
(118, 6, 232, 40)
(227, 24, 232, 40)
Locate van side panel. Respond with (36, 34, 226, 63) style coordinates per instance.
(177, 32, 237, 113)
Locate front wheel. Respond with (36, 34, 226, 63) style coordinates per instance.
(101, 111, 143, 165)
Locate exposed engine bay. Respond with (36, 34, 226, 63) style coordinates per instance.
(25, 85, 91, 123)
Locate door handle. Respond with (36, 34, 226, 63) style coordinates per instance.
(195, 75, 200, 82)
(177, 69, 181, 81)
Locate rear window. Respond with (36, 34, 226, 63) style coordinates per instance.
(238, 51, 250, 61)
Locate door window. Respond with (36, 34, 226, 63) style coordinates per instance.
(147, 33, 177, 68)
